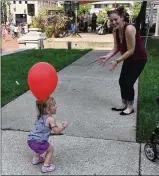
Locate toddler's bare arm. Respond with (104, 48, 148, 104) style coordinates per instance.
(48, 117, 68, 135)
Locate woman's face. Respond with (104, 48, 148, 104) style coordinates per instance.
(109, 13, 124, 29)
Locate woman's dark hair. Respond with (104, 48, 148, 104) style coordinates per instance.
(108, 6, 126, 18)
(108, 6, 130, 22)
(108, 2, 147, 34)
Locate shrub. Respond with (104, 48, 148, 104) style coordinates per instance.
(45, 26, 54, 38)
(31, 10, 69, 38)
(97, 11, 107, 24)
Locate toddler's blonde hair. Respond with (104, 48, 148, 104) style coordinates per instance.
(36, 97, 54, 119)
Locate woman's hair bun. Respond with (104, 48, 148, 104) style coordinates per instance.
(117, 6, 125, 15)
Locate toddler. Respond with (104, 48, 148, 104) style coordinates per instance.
(27, 97, 68, 173)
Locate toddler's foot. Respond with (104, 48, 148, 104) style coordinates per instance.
(32, 157, 44, 165)
(41, 164, 56, 173)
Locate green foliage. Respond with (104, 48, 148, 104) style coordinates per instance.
(1, 0, 8, 24)
(31, 10, 69, 38)
(129, 1, 141, 19)
(50, 14, 67, 38)
(96, 6, 112, 24)
(103, 6, 111, 14)
(97, 12, 107, 24)
(78, 4, 92, 14)
(45, 26, 54, 38)
(57, 6, 64, 11)
(31, 10, 48, 32)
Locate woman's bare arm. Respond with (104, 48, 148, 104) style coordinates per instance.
(116, 25, 136, 63)
(98, 29, 119, 66)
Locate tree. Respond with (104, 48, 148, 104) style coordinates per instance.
(31, 9, 69, 38)
(78, 3, 92, 14)
(57, 6, 64, 11)
(1, 0, 7, 24)
(1, 0, 11, 24)
(97, 11, 107, 24)
(96, 6, 111, 24)
(104, 6, 112, 14)
(129, 1, 142, 20)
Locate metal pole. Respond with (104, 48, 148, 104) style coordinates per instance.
(75, 9, 78, 33)
(67, 41, 72, 49)
(145, 2, 153, 48)
(155, 7, 159, 36)
(38, 38, 44, 49)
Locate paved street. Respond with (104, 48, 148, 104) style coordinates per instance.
(2, 35, 19, 52)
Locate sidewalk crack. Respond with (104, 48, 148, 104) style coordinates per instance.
(139, 143, 142, 175)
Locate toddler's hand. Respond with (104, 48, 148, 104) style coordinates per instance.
(62, 121, 68, 128)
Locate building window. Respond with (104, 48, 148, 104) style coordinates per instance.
(24, 9, 26, 13)
(13, 1, 16, 4)
(27, 4, 35, 16)
(14, 7, 16, 12)
(94, 4, 102, 8)
(25, 1, 27, 4)
(19, 1, 21, 4)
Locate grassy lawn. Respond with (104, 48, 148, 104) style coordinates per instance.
(137, 39, 159, 142)
(1, 49, 91, 107)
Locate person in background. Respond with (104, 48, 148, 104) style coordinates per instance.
(14, 25, 18, 38)
(70, 11, 76, 34)
(10, 24, 15, 39)
(91, 13, 97, 32)
(83, 11, 88, 32)
(24, 24, 28, 34)
(2, 25, 7, 41)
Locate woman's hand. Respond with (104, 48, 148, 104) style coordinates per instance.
(109, 61, 118, 71)
(97, 56, 109, 66)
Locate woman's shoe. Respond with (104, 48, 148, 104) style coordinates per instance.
(111, 107, 127, 111)
(120, 109, 134, 115)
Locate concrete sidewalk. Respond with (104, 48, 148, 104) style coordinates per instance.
(2, 50, 159, 175)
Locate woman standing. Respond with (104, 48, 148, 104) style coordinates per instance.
(91, 13, 97, 32)
(97, 6, 147, 115)
(83, 11, 88, 33)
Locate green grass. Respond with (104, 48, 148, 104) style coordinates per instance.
(1, 49, 91, 106)
(137, 39, 159, 142)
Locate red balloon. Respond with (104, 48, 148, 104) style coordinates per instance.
(28, 62, 58, 101)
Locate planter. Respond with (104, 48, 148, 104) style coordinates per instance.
(18, 28, 46, 49)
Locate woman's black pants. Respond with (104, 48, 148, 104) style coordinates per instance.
(119, 59, 147, 102)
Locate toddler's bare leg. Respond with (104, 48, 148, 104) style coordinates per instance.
(34, 153, 40, 159)
(44, 145, 54, 165)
